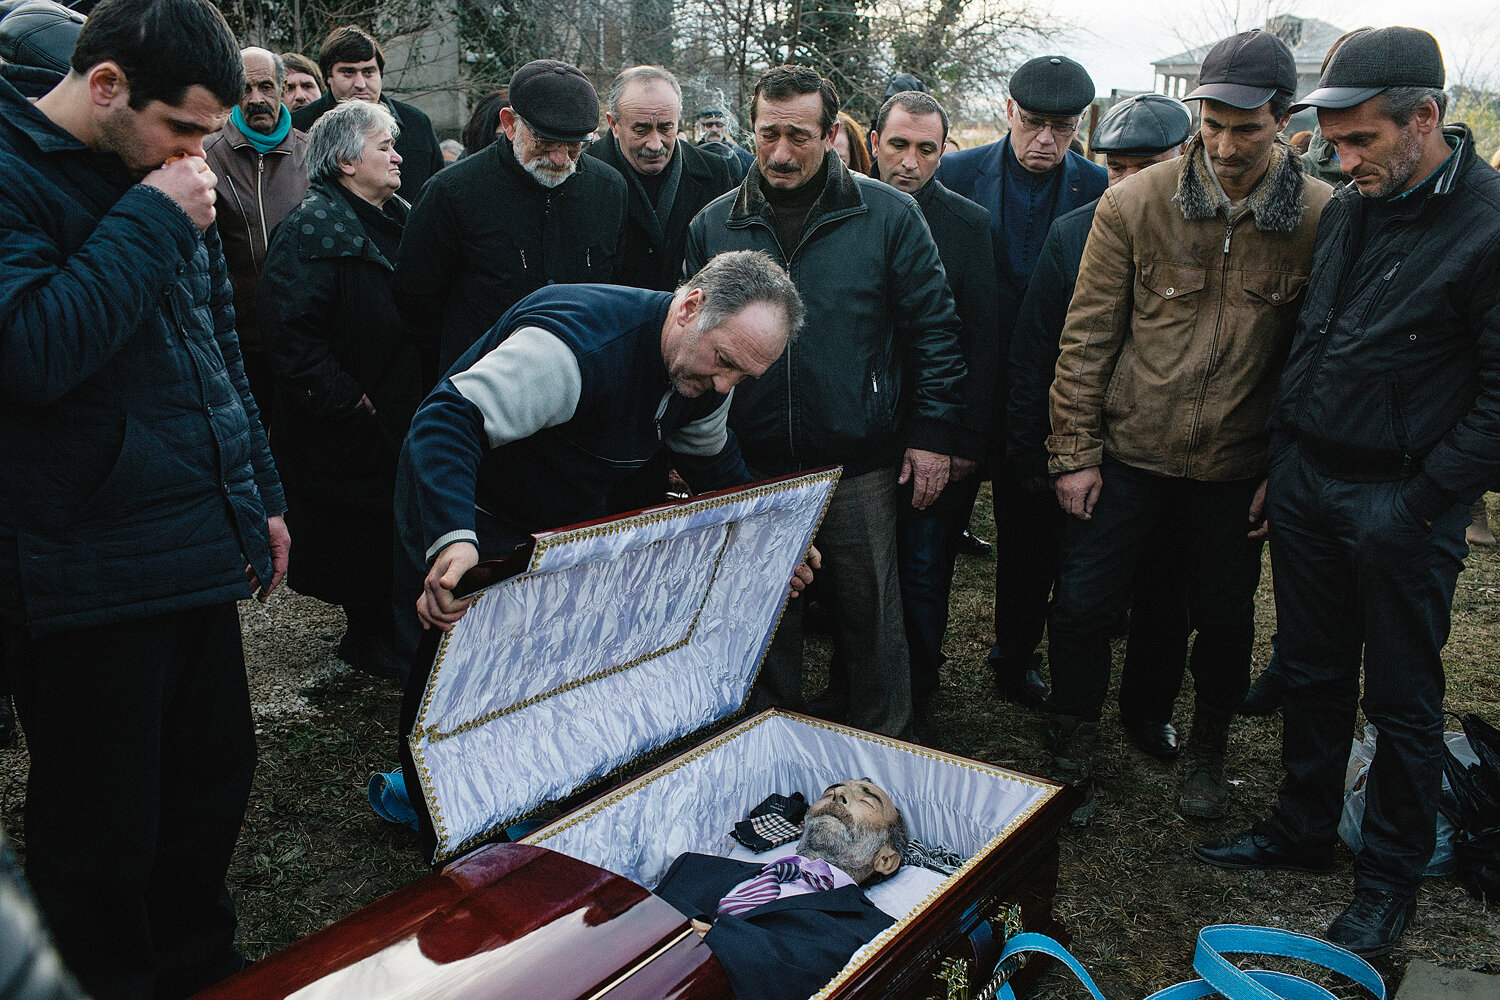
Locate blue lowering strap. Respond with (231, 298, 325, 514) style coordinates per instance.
(991, 925, 1386, 1000)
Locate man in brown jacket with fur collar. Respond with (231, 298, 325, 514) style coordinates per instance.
(1042, 29, 1332, 824)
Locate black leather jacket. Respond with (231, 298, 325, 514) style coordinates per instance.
(1270, 126, 1500, 519)
(685, 151, 965, 476)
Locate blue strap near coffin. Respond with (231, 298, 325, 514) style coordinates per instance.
(990, 925, 1385, 1000)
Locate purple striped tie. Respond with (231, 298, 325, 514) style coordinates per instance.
(717, 859, 835, 917)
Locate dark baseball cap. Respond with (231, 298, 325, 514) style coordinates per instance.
(508, 59, 599, 143)
(1090, 94, 1192, 155)
(1292, 27, 1444, 111)
(1184, 29, 1296, 109)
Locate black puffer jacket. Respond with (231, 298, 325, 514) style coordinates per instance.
(685, 151, 965, 476)
(393, 136, 627, 383)
(258, 181, 421, 510)
(0, 73, 284, 637)
(1270, 126, 1500, 519)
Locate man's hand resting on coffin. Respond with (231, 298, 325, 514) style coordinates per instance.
(788, 545, 821, 598)
(418, 541, 479, 631)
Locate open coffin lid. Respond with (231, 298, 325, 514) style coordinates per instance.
(409, 468, 844, 864)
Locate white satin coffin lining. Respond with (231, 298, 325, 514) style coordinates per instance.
(525, 712, 1056, 902)
(411, 471, 840, 862)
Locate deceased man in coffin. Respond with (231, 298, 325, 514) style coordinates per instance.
(655, 779, 906, 1000)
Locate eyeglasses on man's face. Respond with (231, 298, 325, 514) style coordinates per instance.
(519, 118, 592, 155)
(1015, 111, 1080, 137)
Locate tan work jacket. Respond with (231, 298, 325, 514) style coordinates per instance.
(1048, 138, 1332, 482)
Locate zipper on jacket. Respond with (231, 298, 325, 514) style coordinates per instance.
(519, 248, 528, 270)
(1186, 220, 1234, 474)
(254, 155, 270, 266)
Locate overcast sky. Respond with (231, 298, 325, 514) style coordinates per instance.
(1039, 0, 1500, 98)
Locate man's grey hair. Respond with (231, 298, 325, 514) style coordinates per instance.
(609, 65, 682, 118)
(679, 250, 805, 342)
(440, 138, 464, 157)
(241, 46, 286, 87)
(870, 808, 910, 884)
(306, 100, 400, 185)
(874, 91, 949, 143)
(1380, 87, 1448, 128)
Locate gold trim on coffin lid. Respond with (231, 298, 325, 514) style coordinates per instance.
(522, 710, 1061, 1000)
(410, 469, 842, 861)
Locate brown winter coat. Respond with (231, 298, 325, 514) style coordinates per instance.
(1047, 137, 1332, 481)
(203, 115, 310, 350)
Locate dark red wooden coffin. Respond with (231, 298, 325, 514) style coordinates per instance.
(198, 470, 1075, 1000)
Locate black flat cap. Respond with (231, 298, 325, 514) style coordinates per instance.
(884, 72, 929, 99)
(509, 59, 599, 143)
(1184, 29, 1296, 109)
(1009, 55, 1095, 116)
(1292, 27, 1444, 111)
(697, 104, 729, 120)
(1090, 93, 1192, 154)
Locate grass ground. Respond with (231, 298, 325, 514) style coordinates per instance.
(1, 487, 1496, 996)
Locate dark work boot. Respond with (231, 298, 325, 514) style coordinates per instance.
(991, 650, 1050, 709)
(1180, 701, 1233, 819)
(1469, 498, 1496, 546)
(1047, 714, 1098, 826)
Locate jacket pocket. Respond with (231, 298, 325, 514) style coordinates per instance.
(1243, 272, 1309, 308)
(1138, 262, 1207, 301)
(72, 415, 203, 524)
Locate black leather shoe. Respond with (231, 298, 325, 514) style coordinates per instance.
(1194, 829, 1334, 873)
(1239, 668, 1285, 716)
(957, 530, 993, 557)
(1325, 889, 1415, 957)
(0, 694, 14, 748)
(995, 666, 1050, 710)
(1123, 718, 1179, 760)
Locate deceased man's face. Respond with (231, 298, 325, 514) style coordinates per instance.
(808, 780, 897, 832)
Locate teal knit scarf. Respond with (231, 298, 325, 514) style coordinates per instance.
(231, 104, 290, 154)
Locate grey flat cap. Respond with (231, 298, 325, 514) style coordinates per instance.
(1090, 93, 1192, 154)
(1292, 26, 1444, 111)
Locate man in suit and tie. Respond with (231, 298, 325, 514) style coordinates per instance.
(934, 55, 1107, 710)
(654, 779, 907, 1000)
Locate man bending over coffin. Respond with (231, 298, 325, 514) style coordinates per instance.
(387, 250, 811, 847)
(397, 249, 808, 649)
(654, 779, 907, 1000)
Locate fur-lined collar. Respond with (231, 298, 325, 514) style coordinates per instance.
(1175, 134, 1308, 234)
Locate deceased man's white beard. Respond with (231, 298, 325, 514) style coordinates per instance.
(797, 812, 883, 884)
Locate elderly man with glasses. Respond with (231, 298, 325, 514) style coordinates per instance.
(393, 59, 627, 385)
(935, 55, 1107, 713)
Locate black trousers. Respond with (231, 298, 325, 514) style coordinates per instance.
(897, 478, 981, 704)
(989, 474, 1065, 671)
(4, 604, 255, 1000)
(1047, 458, 1262, 720)
(1262, 444, 1468, 896)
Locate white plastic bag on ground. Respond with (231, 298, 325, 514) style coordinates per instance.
(1340, 724, 1479, 876)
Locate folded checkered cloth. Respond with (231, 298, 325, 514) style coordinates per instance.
(731, 792, 808, 852)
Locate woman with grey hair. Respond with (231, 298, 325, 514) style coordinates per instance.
(258, 100, 423, 679)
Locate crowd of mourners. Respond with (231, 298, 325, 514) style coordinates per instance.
(0, 0, 1497, 996)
